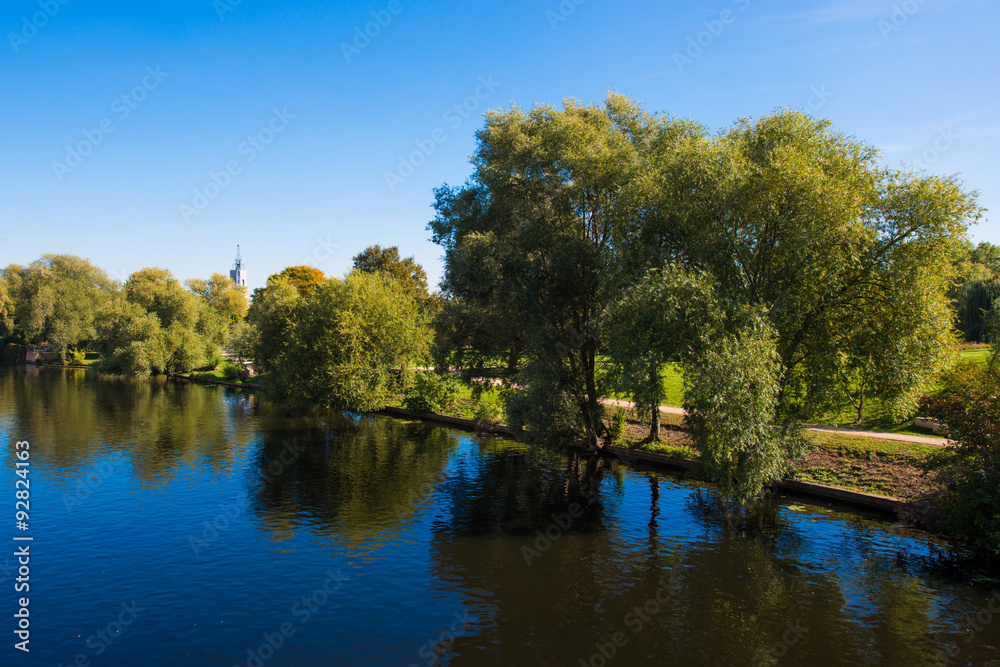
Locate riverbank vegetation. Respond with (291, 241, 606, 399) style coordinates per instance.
(1, 95, 997, 550)
(429, 95, 987, 504)
(0, 255, 247, 375)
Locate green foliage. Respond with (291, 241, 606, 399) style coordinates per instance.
(432, 95, 978, 503)
(220, 359, 249, 382)
(971, 241, 1000, 275)
(94, 297, 167, 377)
(683, 312, 807, 506)
(95, 268, 226, 376)
(607, 410, 628, 445)
(470, 389, 506, 426)
(505, 362, 588, 447)
(431, 94, 666, 449)
(0, 276, 14, 341)
(185, 273, 249, 348)
(679, 113, 977, 422)
(265, 272, 430, 412)
(1, 255, 116, 355)
(920, 363, 1000, 554)
(957, 277, 999, 343)
(602, 264, 721, 440)
(819, 263, 958, 423)
(635, 442, 699, 460)
(245, 276, 302, 375)
(403, 372, 461, 414)
(227, 319, 257, 361)
(352, 245, 431, 307)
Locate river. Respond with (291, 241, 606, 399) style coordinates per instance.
(1, 366, 998, 666)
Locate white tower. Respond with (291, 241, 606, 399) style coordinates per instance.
(230, 245, 247, 287)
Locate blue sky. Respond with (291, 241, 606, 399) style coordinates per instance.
(1, 0, 997, 290)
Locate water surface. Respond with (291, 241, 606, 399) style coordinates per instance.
(2, 367, 998, 666)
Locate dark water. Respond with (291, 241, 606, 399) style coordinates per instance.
(2, 367, 999, 667)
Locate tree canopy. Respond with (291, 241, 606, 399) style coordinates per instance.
(259, 271, 430, 411)
(431, 94, 982, 501)
(352, 245, 431, 306)
(0, 254, 116, 358)
(265, 265, 326, 295)
(95, 267, 237, 376)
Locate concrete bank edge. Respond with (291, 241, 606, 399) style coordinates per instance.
(157, 381, 907, 518)
(379, 406, 904, 517)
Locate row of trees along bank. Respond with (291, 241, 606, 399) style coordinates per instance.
(0, 255, 246, 375)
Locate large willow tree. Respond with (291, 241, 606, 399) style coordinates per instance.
(664, 112, 980, 421)
(432, 95, 980, 501)
(431, 95, 703, 450)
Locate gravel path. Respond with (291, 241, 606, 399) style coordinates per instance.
(600, 398, 949, 446)
(413, 372, 950, 447)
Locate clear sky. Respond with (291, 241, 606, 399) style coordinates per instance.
(2, 0, 997, 290)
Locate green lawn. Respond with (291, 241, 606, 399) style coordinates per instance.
(792, 430, 948, 498)
(595, 357, 685, 407)
(803, 430, 942, 461)
(958, 345, 993, 365)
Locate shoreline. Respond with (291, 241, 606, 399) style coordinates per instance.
(378, 405, 908, 520)
(41, 367, 934, 526)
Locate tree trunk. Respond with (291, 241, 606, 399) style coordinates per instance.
(581, 345, 604, 451)
(648, 361, 661, 441)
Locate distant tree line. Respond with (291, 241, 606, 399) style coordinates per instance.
(952, 240, 1000, 343)
(0, 255, 247, 375)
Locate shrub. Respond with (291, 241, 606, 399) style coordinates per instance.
(471, 390, 505, 426)
(920, 363, 1000, 554)
(221, 359, 250, 383)
(606, 410, 628, 445)
(404, 372, 461, 415)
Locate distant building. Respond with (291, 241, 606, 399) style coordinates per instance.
(230, 245, 247, 287)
